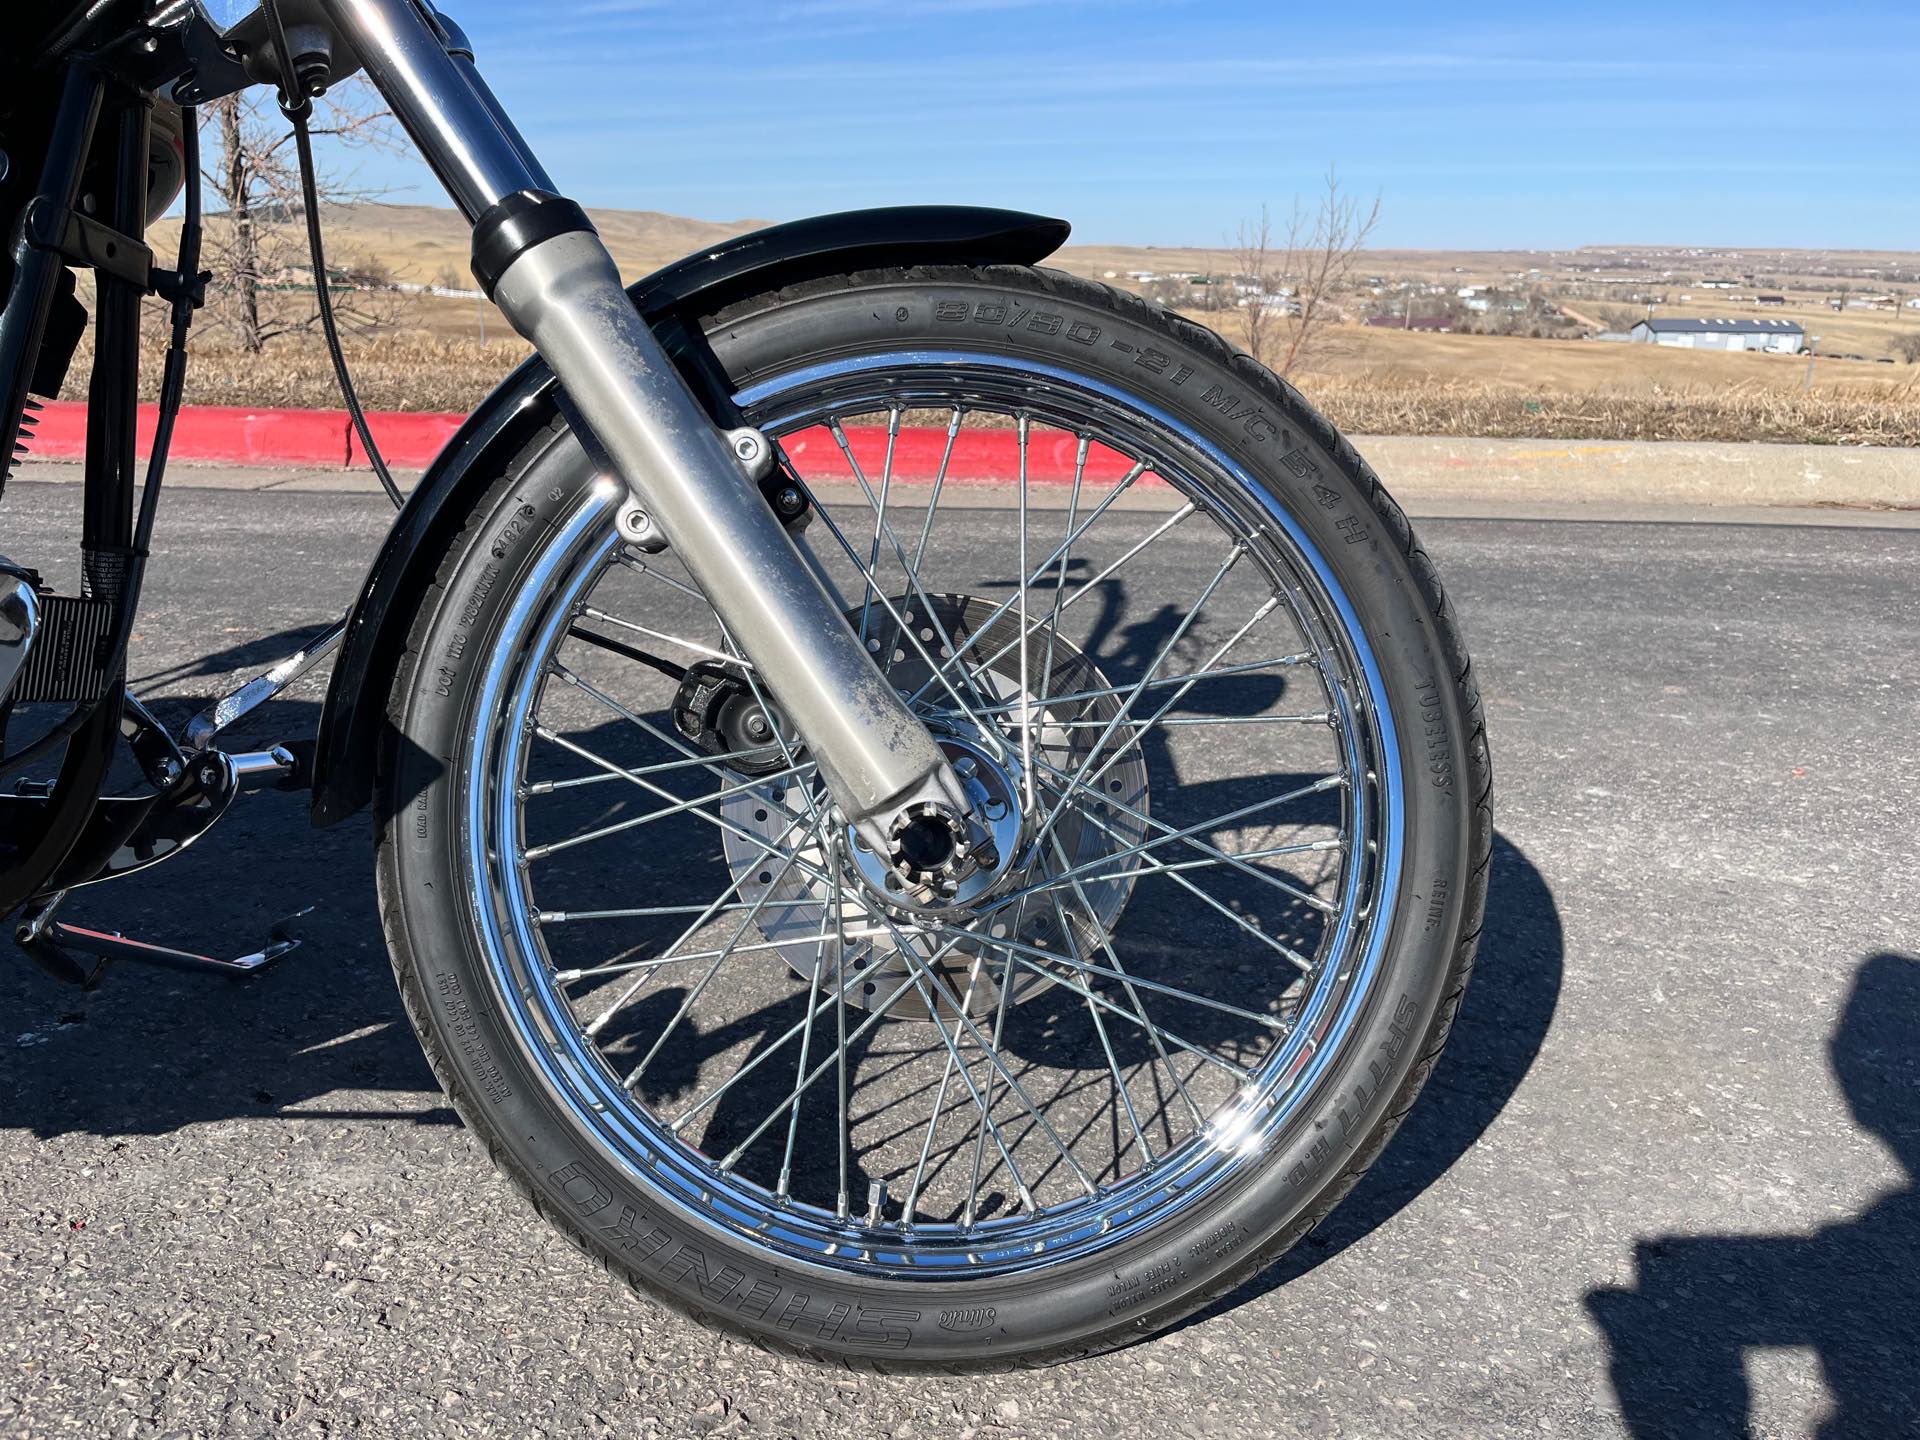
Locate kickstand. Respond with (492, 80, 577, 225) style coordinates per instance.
(16, 892, 315, 987)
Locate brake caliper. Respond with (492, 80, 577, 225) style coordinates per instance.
(670, 661, 790, 776)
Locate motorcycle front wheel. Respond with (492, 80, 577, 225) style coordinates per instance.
(376, 264, 1490, 1367)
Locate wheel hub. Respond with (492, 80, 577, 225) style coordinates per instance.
(721, 593, 1150, 1020)
(848, 733, 1023, 911)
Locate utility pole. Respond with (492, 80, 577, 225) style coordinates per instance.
(1803, 335, 1820, 391)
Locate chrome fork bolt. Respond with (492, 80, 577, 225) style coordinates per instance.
(615, 505, 667, 552)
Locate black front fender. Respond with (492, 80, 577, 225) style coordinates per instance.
(308, 204, 1068, 827)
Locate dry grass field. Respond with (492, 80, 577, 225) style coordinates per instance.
(114, 204, 1920, 446)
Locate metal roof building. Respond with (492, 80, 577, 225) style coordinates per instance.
(1629, 317, 1805, 353)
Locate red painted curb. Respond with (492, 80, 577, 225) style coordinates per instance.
(25, 402, 1160, 485)
(28, 400, 365, 466)
(777, 423, 1155, 487)
(28, 400, 462, 469)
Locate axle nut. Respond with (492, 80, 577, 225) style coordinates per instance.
(887, 802, 967, 897)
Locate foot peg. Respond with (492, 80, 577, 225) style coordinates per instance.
(15, 894, 314, 988)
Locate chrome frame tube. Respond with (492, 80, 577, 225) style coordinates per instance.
(318, 0, 965, 842)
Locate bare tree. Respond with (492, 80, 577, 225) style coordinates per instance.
(1231, 170, 1381, 377)
(1892, 332, 1920, 364)
(1598, 304, 1643, 333)
(1232, 204, 1279, 366)
(200, 81, 398, 353)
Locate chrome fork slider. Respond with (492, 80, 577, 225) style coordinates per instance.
(326, 0, 974, 875)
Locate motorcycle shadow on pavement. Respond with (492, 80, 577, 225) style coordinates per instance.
(1585, 950, 1920, 1440)
(4, 690, 1573, 1341)
(2, 696, 460, 1138)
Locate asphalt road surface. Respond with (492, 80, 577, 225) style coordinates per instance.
(2, 479, 1915, 1438)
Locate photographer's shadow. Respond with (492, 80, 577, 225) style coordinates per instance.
(1587, 950, 1920, 1438)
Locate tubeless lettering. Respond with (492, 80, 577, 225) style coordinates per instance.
(1106, 1256, 1186, 1315)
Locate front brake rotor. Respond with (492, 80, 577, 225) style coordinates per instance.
(720, 594, 1149, 1020)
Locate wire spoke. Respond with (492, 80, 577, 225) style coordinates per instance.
(898, 940, 1098, 1197)
(841, 410, 897, 643)
(1014, 415, 1035, 809)
(809, 423, 1002, 733)
(614, 549, 706, 600)
(523, 759, 813, 861)
(479, 371, 1392, 1263)
(712, 936, 965, 1175)
(897, 952, 1042, 1212)
(899, 948, 989, 1224)
(909, 407, 963, 574)
(619, 843, 813, 1086)
(578, 605, 747, 669)
(525, 743, 784, 795)
(901, 462, 1161, 709)
(1032, 434, 1090, 743)
(825, 416, 1004, 727)
(1071, 599, 1282, 818)
(1029, 540, 1247, 849)
(1048, 889, 1153, 1165)
(1046, 833, 1205, 1127)
(546, 668, 841, 881)
(1027, 756, 1346, 919)
(940, 653, 1314, 720)
(930, 919, 1288, 1034)
(909, 493, 1198, 713)
(575, 840, 788, 1032)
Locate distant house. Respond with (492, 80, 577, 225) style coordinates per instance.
(1366, 315, 1453, 332)
(1755, 294, 1786, 306)
(1628, 317, 1805, 354)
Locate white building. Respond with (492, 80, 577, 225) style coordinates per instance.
(1628, 317, 1805, 354)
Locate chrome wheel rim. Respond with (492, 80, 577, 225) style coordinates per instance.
(461, 352, 1404, 1280)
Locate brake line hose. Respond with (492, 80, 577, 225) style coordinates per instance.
(261, 0, 405, 509)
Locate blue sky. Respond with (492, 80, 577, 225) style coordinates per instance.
(344, 0, 1920, 249)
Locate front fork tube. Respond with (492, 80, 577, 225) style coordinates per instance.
(491, 234, 971, 842)
(324, 0, 968, 849)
